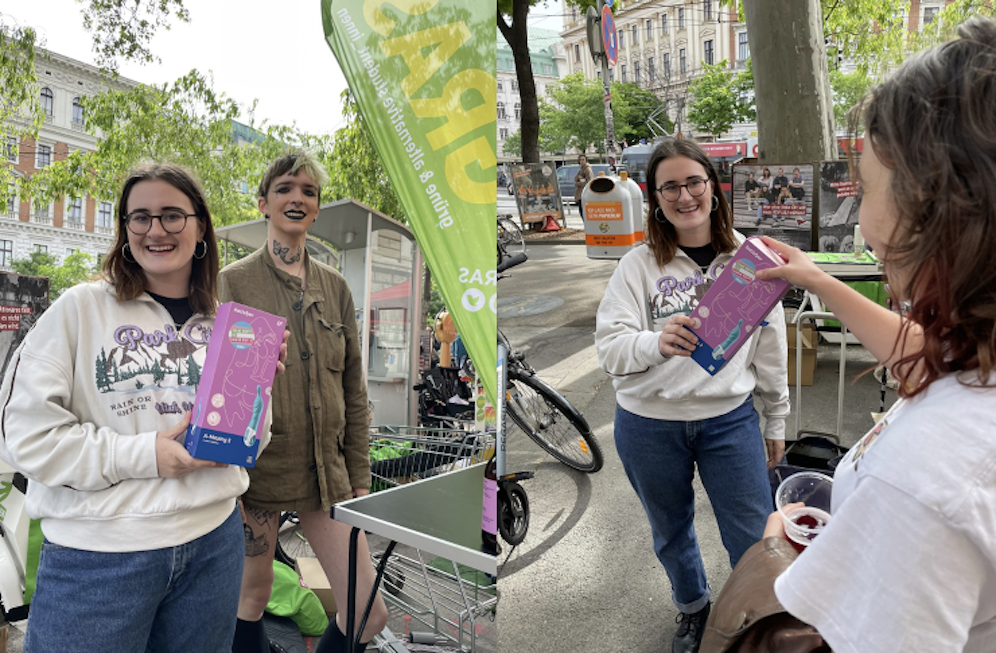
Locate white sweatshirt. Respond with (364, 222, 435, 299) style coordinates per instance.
(595, 239, 790, 440)
(0, 281, 270, 552)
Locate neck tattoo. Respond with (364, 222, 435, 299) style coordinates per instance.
(273, 239, 302, 266)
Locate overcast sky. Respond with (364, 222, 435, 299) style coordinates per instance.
(4, 0, 351, 135)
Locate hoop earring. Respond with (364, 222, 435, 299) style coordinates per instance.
(122, 243, 136, 263)
(194, 240, 207, 260)
(652, 206, 668, 224)
(711, 195, 719, 212)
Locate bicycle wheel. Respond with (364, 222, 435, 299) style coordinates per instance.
(506, 368, 603, 473)
(498, 217, 526, 257)
(498, 480, 529, 546)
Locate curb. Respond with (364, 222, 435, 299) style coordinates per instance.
(524, 238, 586, 246)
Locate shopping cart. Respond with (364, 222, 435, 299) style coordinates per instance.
(367, 426, 497, 653)
(277, 426, 497, 653)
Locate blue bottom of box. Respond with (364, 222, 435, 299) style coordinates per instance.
(691, 341, 728, 376)
(184, 425, 259, 468)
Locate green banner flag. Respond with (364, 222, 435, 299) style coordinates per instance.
(322, 0, 497, 405)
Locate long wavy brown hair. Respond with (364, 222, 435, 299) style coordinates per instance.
(102, 163, 219, 315)
(644, 139, 737, 270)
(848, 17, 996, 397)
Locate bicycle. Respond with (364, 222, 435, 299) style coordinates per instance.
(497, 215, 525, 264)
(496, 242, 603, 475)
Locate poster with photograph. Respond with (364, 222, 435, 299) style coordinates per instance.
(0, 273, 50, 377)
(509, 162, 564, 226)
(732, 163, 814, 250)
(818, 160, 862, 253)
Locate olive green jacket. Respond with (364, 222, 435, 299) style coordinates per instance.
(219, 247, 370, 511)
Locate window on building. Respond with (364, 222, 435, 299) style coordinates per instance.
(632, 24, 638, 44)
(923, 6, 939, 26)
(646, 19, 653, 39)
(664, 53, 671, 78)
(621, 64, 627, 83)
(514, 102, 521, 120)
(0, 240, 13, 267)
(497, 102, 506, 120)
(619, 30, 624, 48)
(499, 127, 508, 139)
(36, 144, 51, 169)
(575, 43, 581, 62)
(40, 88, 53, 116)
(704, 0, 712, 20)
(511, 79, 518, 92)
(634, 60, 641, 85)
(34, 200, 49, 221)
(738, 31, 750, 61)
(34, 244, 47, 254)
(662, 14, 669, 34)
(66, 247, 77, 259)
(497, 80, 503, 92)
(67, 197, 82, 222)
(72, 97, 84, 125)
(705, 40, 715, 65)
(680, 48, 687, 74)
(98, 201, 112, 228)
(678, 8, 685, 28)
(5, 184, 15, 217)
(4, 137, 16, 163)
(648, 56, 655, 81)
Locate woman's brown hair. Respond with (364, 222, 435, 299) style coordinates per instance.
(644, 139, 737, 270)
(849, 16, 996, 397)
(102, 163, 219, 315)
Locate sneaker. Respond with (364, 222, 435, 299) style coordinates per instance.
(672, 602, 711, 653)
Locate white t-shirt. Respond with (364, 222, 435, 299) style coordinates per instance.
(774, 373, 996, 653)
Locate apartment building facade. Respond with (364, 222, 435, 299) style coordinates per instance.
(2, 50, 137, 269)
(559, 0, 747, 136)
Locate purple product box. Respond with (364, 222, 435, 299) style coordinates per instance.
(184, 302, 285, 467)
(687, 237, 790, 376)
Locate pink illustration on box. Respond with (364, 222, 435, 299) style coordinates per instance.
(688, 237, 790, 375)
(184, 302, 285, 467)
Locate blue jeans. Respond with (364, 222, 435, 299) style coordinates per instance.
(25, 505, 243, 653)
(615, 398, 772, 613)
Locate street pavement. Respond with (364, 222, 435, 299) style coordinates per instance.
(496, 242, 894, 653)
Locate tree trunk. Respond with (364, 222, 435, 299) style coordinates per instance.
(498, 0, 540, 163)
(744, 0, 836, 163)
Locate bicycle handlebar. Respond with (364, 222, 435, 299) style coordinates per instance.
(497, 252, 528, 273)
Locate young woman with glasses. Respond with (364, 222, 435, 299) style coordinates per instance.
(0, 163, 285, 652)
(594, 139, 789, 653)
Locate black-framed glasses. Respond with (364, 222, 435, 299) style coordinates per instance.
(125, 210, 194, 235)
(655, 177, 709, 202)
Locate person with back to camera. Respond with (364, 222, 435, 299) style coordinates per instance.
(220, 150, 388, 653)
(595, 139, 789, 653)
(699, 17, 996, 653)
(574, 154, 594, 218)
(0, 163, 285, 652)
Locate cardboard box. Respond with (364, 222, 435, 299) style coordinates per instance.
(183, 302, 285, 467)
(296, 556, 337, 615)
(787, 323, 817, 386)
(688, 237, 791, 375)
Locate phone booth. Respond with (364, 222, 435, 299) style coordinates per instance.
(216, 199, 423, 427)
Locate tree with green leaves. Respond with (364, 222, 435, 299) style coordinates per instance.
(610, 82, 666, 145)
(502, 129, 522, 158)
(11, 249, 96, 299)
(685, 61, 755, 139)
(539, 72, 605, 155)
(828, 68, 874, 131)
(311, 90, 405, 222)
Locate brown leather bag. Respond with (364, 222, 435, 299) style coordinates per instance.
(699, 538, 830, 653)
